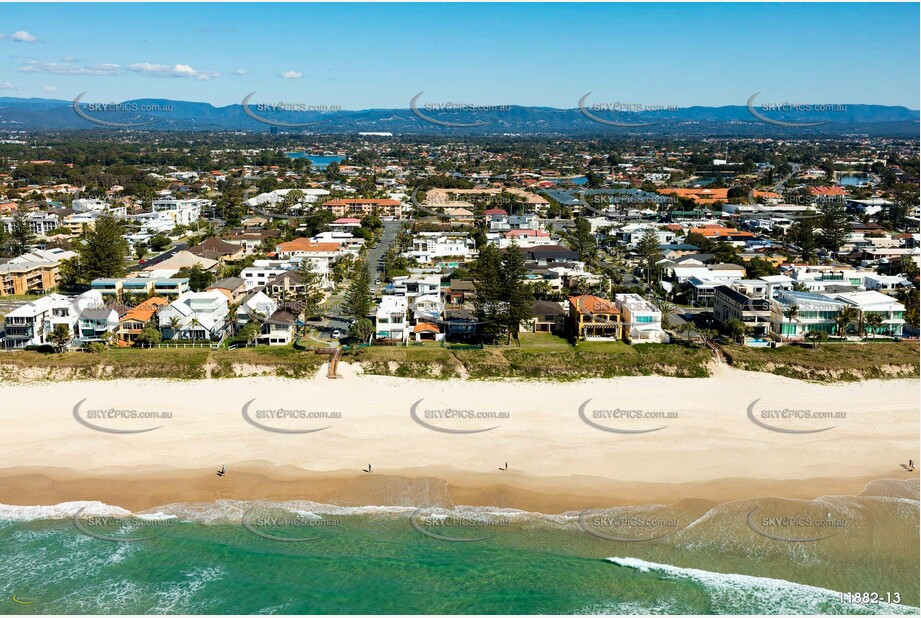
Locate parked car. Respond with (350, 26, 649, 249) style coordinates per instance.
(331, 329, 342, 339)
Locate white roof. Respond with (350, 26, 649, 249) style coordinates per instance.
(834, 291, 905, 310)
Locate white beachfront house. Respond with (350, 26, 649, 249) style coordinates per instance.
(833, 291, 906, 337)
(375, 296, 408, 342)
(2, 290, 110, 348)
(158, 291, 229, 341)
(235, 291, 279, 331)
(614, 293, 668, 344)
(770, 290, 848, 339)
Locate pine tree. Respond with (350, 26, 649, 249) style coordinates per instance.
(820, 203, 849, 255)
(562, 217, 597, 265)
(343, 259, 373, 320)
(472, 243, 504, 342)
(79, 214, 129, 279)
(635, 227, 662, 285)
(500, 242, 533, 345)
(9, 207, 34, 256)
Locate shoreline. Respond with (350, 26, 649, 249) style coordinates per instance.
(0, 465, 901, 514)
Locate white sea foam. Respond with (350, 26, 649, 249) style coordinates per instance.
(0, 501, 132, 521)
(607, 557, 920, 614)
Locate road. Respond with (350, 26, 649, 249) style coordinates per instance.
(771, 163, 802, 193)
(129, 242, 188, 272)
(315, 220, 401, 342)
(366, 220, 401, 294)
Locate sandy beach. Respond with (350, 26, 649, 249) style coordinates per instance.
(0, 364, 917, 513)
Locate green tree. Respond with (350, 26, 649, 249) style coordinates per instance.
(297, 261, 327, 318)
(134, 242, 148, 261)
(791, 218, 817, 262)
(562, 217, 598, 265)
(236, 321, 261, 346)
(635, 227, 663, 285)
(48, 323, 72, 352)
(150, 234, 171, 251)
(651, 298, 676, 331)
(471, 243, 505, 342)
(805, 329, 829, 348)
(8, 207, 35, 255)
(820, 202, 849, 255)
(723, 317, 747, 343)
(178, 264, 214, 292)
(349, 317, 375, 343)
(79, 215, 129, 280)
(135, 328, 162, 347)
(343, 259, 373, 320)
(745, 258, 779, 279)
(57, 257, 82, 289)
(863, 312, 884, 339)
(835, 305, 859, 336)
(782, 304, 799, 339)
(500, 242, 533, 345)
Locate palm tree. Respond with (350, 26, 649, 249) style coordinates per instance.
(835, 306, 859, 337)
(782, 304, 799, 340)
(863, 312, 884, 339)
(651, 298, 676, 331)
(168, 316, 181, 340)
(805, 329, 829, 349)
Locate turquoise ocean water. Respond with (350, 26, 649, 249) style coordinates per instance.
(1, 497, 917, 615)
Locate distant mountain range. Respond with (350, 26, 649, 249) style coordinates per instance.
(0, 96, 918, 137)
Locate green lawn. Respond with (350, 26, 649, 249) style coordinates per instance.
(722, 341, 920, 381)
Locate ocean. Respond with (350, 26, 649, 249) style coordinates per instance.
(1, 482, 918, 615)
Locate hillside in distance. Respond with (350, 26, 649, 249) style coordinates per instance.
(0, 96, 917, 136)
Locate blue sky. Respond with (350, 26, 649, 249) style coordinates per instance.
(1, 3, 918, 108)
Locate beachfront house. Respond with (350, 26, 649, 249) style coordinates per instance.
(568, 294, 622, 342)
(259, 309, 298, 346)
(158, 291, 229, 341)
(526, 300, 567, 335)
(833, 291, 906, 337)
(235, 291, 279, 331)
(614, 293, 668, 344)
(2, 290, 108, 349)
(712, 285, 772, 342)
(770, 291, 846, 340)
(76, 308, 119, 342)
(375, 296, 408, 342)
(118, 297, 169, 343)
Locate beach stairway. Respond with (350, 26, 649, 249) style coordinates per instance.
(314, 347, 342, 379)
